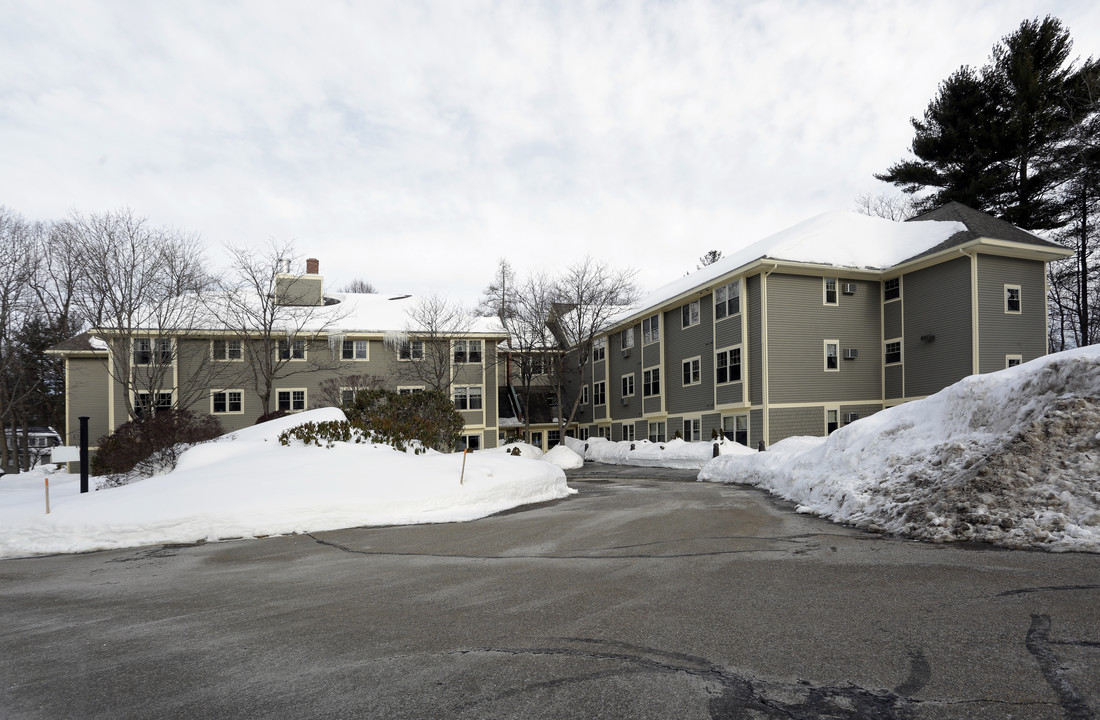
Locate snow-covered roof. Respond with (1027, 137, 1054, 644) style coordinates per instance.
(324, 293, 505, 335)
(607, 210, 970, 328)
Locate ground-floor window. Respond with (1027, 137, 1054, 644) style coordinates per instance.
(211, 390, 243, 414)
(1006, 354, 1022, 368)
(648, 421, 666, 443)
(683, 418, 701, 442)
(723, 414, 749, 446)
(598, 425, 610, 439)
(548, 430, 561, 448)
(453, 386, 483, 410)
(460, 434, 481, 451)
(530, 431, 542, 448)
(826, 408, 839, 434)
(278, 389, 307, 412)
(134, 391, 173, 417)
(622, 423, 635, 442)
(578, 427, 590, 441)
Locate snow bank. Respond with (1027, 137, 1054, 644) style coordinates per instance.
(542, 445, 585, 469)
(700, 347, 1100, 552)
(0, 409, 575, 559)
(565, 436, 755, 470)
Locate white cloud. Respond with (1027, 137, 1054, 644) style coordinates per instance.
(3, 0, 1098, 301)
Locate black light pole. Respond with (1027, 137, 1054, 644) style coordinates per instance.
(79, 416, 89, 494)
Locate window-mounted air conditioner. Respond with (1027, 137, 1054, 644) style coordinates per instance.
(844, 348, 858, 359)
(842, 283, 857, 295)
(845, 413, 860, 423)
(620, 397, 630, 406)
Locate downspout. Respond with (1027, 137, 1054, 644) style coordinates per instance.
(760, 263, 778, 446)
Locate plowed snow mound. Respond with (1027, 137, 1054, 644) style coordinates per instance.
(700, 347, 1100, 552)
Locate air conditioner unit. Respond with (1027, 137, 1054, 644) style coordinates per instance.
(844, 348, 858, 359)
(620, 397, 630, 406)
(622, 349, 631, 358)
(845, 413, 859, 423)
(842, 283, 857, 295)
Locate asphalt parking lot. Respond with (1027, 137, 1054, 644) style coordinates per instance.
(2, 466, 1098, 719)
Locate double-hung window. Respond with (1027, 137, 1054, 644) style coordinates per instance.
(824, 278, 838, 305)
(342, 339, 368, 360)
(279, 339, 305, 360)
(681, 300, 700, 328)
(715, 279, 740, 319)
(622, 423, 635, 442)
(682, 357, 701, 386)
(592, 337, 606, 362)
(135, 391, 172, 416)
(621, 329, 635, 350)
(454, 339, 482, 363)
(399, 340, 424, 360)
(684, 418, 701, 442)
(642, 315, 660, 344)
(1005, 285, 1021, 314)
(884, 278, 900, 302)
(621, 373, 635, 397)
(212, 339, 242, 361)
(593, 381, 606, 406)
(824, 340, 839, 371)
(134, 338, 172, 365)
(453, 386, 483, 411)
(643, 367, 660, 396)
(211, 390, 243, 414)
(277, 389, 306, 412)
(716, 347, 742, 383)
(885, 340, 902, 365)
(648, 421, 666, 443)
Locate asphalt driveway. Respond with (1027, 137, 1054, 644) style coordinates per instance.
(2, 466, 1098, 719)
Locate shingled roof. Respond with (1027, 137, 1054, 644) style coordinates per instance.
(904, 201, 1065, 262)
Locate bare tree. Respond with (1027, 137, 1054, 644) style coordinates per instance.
(384, 294, 476, 394)
(208, 240, 348, 415)
(547, 257, 639, 439)
(339, 278, 378, 294)
(64, 208, 213, 420)
(0, 208, 41, 468)
(853, 192, 920, 221)
(507, 272, 560, 441)
(317, 373, 384, 408)
(698, 250, 723, 268)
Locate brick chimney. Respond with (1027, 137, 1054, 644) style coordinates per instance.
(306, 258, 319, 275)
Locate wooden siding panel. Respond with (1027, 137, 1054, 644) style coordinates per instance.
(716, 381, 743, 406)
(883, 301, 902, 341)
(747, 275, 763, 406)
(608, 326, 642, 421)
(665, 298, 713, 415)
(884, 365, 903, 400)
(769, 406, 823, 444)
(66, 358, 112, 446)
(903, 257, 973, 397)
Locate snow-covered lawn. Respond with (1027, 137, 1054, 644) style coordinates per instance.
(0, 408, 575, 559)
(700, 346, 1100, 552)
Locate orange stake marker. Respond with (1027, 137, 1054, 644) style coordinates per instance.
(45, 477, 51, 514)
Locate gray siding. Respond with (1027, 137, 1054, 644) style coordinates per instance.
(747, 275, 763, 406)
(66, 357, 112, 446)
(884, 365, 903, 400)
(769, 406, 823, 444)
(715, 381, 743, 406)
(903, 256, 973, 398)
(750, 408, 763, 447)
(839, 404, 882, 426)
(714, 291, 742, 348)
(976, 255, 1047, 373)
(702, 412, 722, 441)
(766, 274, 881, 404)
(883, 300, 902, 340)
(608, 326, 642, 420)
(665, 298, 713, 415)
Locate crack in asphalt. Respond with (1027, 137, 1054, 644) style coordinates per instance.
(997, 584, 1100, 596)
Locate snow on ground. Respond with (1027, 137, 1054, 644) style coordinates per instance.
(565, 435, 755, 470)
(700, 346, 1100, 552)
(0, 408, 575, 559)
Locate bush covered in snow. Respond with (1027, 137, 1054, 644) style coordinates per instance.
(92, 409, 224, 487)
(341, 388, 464, 452)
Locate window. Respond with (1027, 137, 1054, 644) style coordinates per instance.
(681, 300, 700, 328)
(342, 339, 368, 360)
(716, 347, 742, 384)
(884, 278, 900, 302)
(593, 381, 606, 405)
(211, 390, 243, 414)
(527, 355, 547, 375)
(398, 386, 424, 395)
(642, 314, 660, 344)
(643, 367, 660, 396)
(715, 279, 740, 319)
(682, 357, 701, 386)
(885, 340, 902, 365)
(277, 389, 306, 412)
(279, 339, 305, 360)
(621, 373, 635, 398)
(1006, 354, 1023, 368)
(453, 386, 483, 410)
(684, 418, 701, 442)
(824, 340, 839, 371)
(134, 391, 172, 416)
(547, 430, 561, 448)
(530, 431, 542, 448)
(824, 278, 838, 305)
(578, 428, 590, 441)
(134, 338, 172, 365)
(621, 329, 635, 350)
(581, 385, 589, 404)
(592, 337, 606, 362)
(622, 423, 635, 442)
(460, 434, 482, 451)
(399, 340, 424, 360)
(598, 425, 610, 439)
(453, 339, 482, 363)
(340, 388, 356, 405)
(648, 421, 666, 443)
(212, 339, 242, 361)
(723, 415, 749, 446)
(1005, 285, 1022, 313)
(826, 409, 839, 434)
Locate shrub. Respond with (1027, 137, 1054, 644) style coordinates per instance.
(309, 388, 464, 453)
(255, 409, 290, 425)
(92, 409, 224, 485)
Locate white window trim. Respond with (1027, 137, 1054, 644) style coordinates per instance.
(133, 337, 174, 366)
(210, 389, 245, 415)
(397, 385, 425, 394)
(592, 336, 607, 363)
(398, 340, 424, 361)
(642, 315, 660, 345)
(1005, 354, 1023, 368)
(884, 338, 903, 366)
(643, 366, 661, 397)
(823, 278, 838, 306)
(277, 388, 308, 412)
(279, 339, 307, 362)
(824, 339, 840, 372)
(715, 345, 742, 384)
(883, 277, 901, 303)
(342, 338, 370, 361)
(581, 385, 589, 404)
(453, 385, 484, 411)
(622, 422, 635, 442)
(211, 338, 244, 362)
(593, 380, 607, 406)
(1004, 284, 1022, 314)
(682, 356, 702, 386)
(621, 328, 635, 350)
(452, 339, 484, 365)
(133, 390, 173, 413)
(681, 300, 700, 329)
(621, 373, 635, 398)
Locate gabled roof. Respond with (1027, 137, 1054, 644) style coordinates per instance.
(904, 201, 1065, 262)
(45, 332, 107, 355)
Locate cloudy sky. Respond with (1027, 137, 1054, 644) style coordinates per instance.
(3, 1, 1099, 304)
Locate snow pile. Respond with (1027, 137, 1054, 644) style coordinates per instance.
(700, 346, 1100, 552)
(566, 436, 756, 470)
(0, 409, 574, 559)
(542, 445, 585, 469)
(488, 442, 545, 459)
